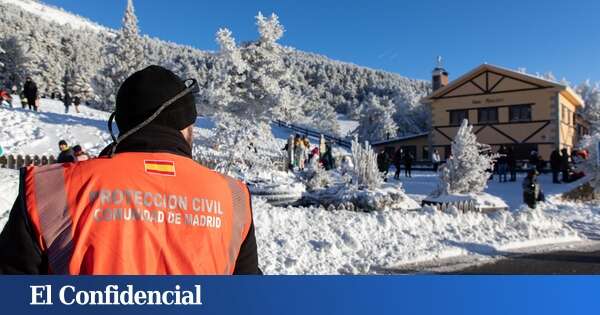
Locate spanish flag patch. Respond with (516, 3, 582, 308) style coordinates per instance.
(144, 160, 176, 176)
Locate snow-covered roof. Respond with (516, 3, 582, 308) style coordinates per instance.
(371, 132, 429, 146)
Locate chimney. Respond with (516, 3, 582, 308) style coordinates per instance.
(432, 56, 449, 91)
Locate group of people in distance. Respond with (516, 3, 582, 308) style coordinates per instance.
(1, 77, 83, 113)
(57, 139, 90, 164)
(283, 134, 335, 172)
(492, 146, 587, 185)
(376, 148, 416, 181)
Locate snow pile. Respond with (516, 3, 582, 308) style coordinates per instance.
(253, 198, 578, 274)
(298, 139, 419, 211)
(0, 167, 590, 275)
(424, 193, 509, 212)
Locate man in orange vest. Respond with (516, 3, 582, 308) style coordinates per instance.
(0, 66, 261, 275)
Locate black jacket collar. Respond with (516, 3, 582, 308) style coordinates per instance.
(99, 124, 192, 158)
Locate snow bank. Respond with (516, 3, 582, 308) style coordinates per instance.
(253, 198, 578, 274)
(423, 192, 509, 212)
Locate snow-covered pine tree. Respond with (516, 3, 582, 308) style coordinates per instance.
(350, 137, 382, 190)
(0, 36, 28, 88)
(577, 80, 600, 132)
(203, 28, 248, 112)
(230, 12, 302, 122)
(23, 28, 65, 95)
(204, 113, 278, 176)
(100, 0, 145, 109)
(307, 100, 340, 135)
(438, 119, 496, 195)
(358, 94, 398, 142)
(579, 133, 600, 193)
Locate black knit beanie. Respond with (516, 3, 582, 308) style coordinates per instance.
(115, 65, 197, 133)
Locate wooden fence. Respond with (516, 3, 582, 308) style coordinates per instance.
(0, 154, 57, 169)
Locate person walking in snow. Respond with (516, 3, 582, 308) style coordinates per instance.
(308, 146, 320, 165)
(377, 150, 389, 180)
(294, 134, 306, 171)
(321, 142, 335, 171)
(550, 149, 562, 183)
(507, 147, 517, 182)
(73, 96, 81, 113)
(283, 134, 295, 171)
(56, 140, 76, 164)
(319, 135, 326, 160)
(23, 77, 38, 111)
(393, 148, 403, 179)
(432, 149, 441, 172)
(73, 145, 90, 162)
(497, 145, 508, 182)
(522, 169, 544, 209)
(63, 91, 72, 113)
(403, 152, 414, 178)
(302, 135, 310, 164)
(529, 150, 539, 171)
(560, 148, 571, 183)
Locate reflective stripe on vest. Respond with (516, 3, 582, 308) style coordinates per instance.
(25, 164, 73, 274)
(24, 153, 252, 275)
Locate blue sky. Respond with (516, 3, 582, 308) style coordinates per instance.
(44, 0, 600, 84)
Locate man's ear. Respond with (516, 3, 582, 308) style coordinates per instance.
(180, 125, 194, 148)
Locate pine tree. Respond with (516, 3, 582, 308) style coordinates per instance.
(577, 80, 600, 132)
(203, 28, 248, 111)
(0, 36, 28, 88)
(438, 119, 496, 195)
(308, 100, 340, 135)
(358, 94, 398, 142)
(229, 12, 300, 122)
(100, 0, 145, 109)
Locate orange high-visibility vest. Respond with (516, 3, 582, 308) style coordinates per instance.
(24, 152, 252, 275)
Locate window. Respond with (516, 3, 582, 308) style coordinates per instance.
(449, 110, 468, 125)
(509, 105, 532, 122)
(478, 107, 498, 123)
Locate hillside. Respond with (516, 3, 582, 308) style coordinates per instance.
(0, 0, 431, 137)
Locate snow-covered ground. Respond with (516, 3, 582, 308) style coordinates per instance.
(336, 114, 359, 137)
(0, 97, 287, 157)
(1, 98, 599, 274)
(0, 0, 109, 33)
(1, 97, 113, 156)
(254, 171, 598, 274)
